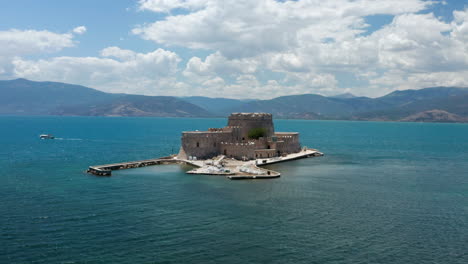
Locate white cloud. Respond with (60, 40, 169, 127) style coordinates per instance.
(0, 29, 75, 57)
(452, 9, 468, 42)
(131, 0, 468, 98)
(101, 46, 136, 61)
(72, 26, 87, 35)
(133, 0, 434, 59)
(183, 52, 258, 82)
(138, 0, 208, 13)
(13, 47, 182, 95)
(369, 69, 468, 94)
(3, 2, 468, 99)
(0, 27, 87, 79)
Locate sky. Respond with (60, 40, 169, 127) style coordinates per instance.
(0, 0, 467, 99)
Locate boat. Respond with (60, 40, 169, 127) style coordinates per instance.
(40, 134, 55, 139)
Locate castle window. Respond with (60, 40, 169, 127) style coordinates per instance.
(196, 142, 200, 147)
(214, 142, 216, 147)
(224, 149, 227, 155)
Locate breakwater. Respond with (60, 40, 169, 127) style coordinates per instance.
(87, 155, 199, 176)
(87, 149, 323, 180)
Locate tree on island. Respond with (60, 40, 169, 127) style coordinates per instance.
(248, 127, 267, 139)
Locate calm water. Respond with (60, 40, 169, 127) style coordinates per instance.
(1, 116, 467, 264)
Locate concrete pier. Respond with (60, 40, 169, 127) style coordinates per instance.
(87, 148, 323, 180)
(87, 155, 198, 176)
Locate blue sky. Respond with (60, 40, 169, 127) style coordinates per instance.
(0, 0, 467, 99)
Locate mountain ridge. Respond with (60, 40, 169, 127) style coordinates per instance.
(0, 79, 211, 117)
(1, 78, 467, 122)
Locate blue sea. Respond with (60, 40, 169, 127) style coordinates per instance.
(1, 116, 467, 264)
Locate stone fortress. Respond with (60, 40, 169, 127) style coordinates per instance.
(178, 113, 302, 161)
(88, 112, 322, 179)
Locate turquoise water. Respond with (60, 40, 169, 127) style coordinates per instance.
(1, 116, 467, 264)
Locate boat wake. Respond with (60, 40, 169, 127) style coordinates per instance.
(55, 138, 83, 141)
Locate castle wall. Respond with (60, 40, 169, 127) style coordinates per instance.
(180, 131, 230, 159)
(254, 149, 278, 158)
(227, 113, 274, 140)
(221, 142, 256, 160)
(275, 133, 301, 154)
(178, 113, 304, 160)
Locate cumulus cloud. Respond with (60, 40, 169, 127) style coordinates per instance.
(0, 29, 75, 57)
(132, 0, 468, 97)
(0, 27, 86, 78)
(134, 0, 434, 58)
(138, 0, 207, 13)
(13, 47, 182, 95)
(72, 26, 87, 35)
(3, 2, 468, 99)
(183, 52, 258, 82)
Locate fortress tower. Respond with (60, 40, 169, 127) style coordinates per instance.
(178, 113, 301, 160)
(227, 113, 274, 140)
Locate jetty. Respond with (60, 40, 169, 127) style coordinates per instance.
(87, 148, 323, 180)
(87, 155, 191, 176)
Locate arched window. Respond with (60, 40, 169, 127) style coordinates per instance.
(224, 149, 227, 155)
(196, 142, 200, 147)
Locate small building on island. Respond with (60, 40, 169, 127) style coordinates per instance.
(178, 113, 302, 160)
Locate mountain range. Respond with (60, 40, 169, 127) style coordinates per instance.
(1, 78, 467, 122)
(0, 79, 210, 117)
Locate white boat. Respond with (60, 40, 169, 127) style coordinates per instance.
(40, 134, 55, 139)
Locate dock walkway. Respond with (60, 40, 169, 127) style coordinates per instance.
(87, 155, 199, 176)
(87, 149, 323, 179)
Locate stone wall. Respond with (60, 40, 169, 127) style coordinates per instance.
(221, 142, 257, 160)
(254, 149, 278, 158)
(178, 113, 303, 160)
(180, 131, 231, 159)
(275, 133, 301, 154)
(227, 113, 274, 140)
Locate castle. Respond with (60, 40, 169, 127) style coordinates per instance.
(178, 113, 302, 161)
(88, 112, 322, 178)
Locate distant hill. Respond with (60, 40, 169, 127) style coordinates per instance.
(180, 96, 250, 115)
(400, 110, 468, 123)
(226, 94, 385, 118)
(0, 79, 210, 117)
(353, 91, 468, 121)
(1, 78, 467, 122)
(228, 87, 468, 121)
(0, 78, 115, 115)
(374, 87, 468, 106)
(53, 95, 211, 117)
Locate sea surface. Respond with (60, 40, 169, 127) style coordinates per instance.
(1, 116, 467, 264)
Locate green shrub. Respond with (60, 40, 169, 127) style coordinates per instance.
(248, 127, 267, 139)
